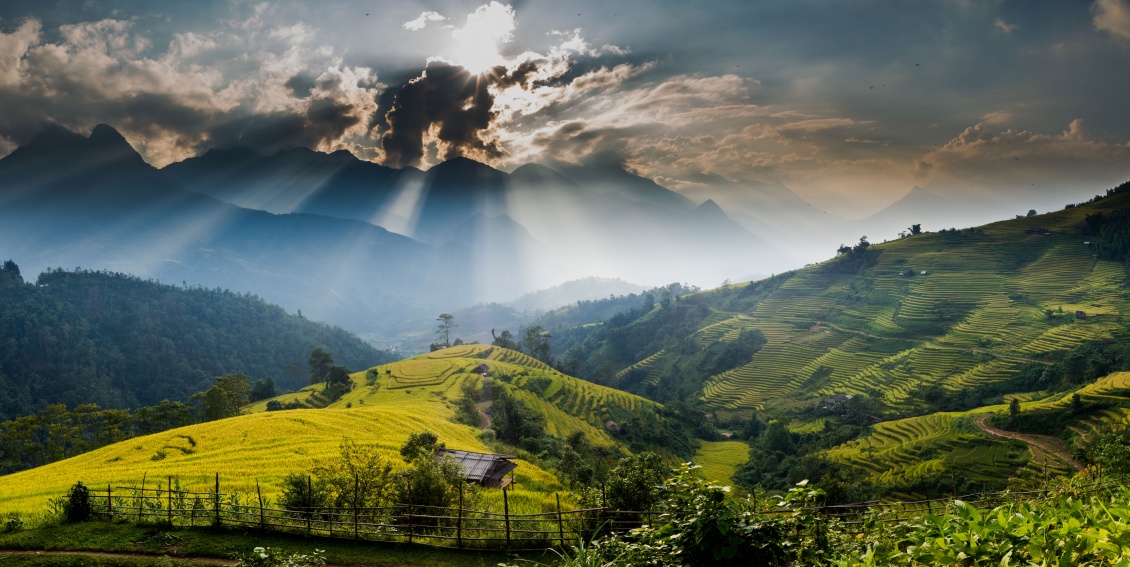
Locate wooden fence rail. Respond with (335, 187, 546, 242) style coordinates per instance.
(69, 473, 1126, 551)
(82, 479, 656, 550)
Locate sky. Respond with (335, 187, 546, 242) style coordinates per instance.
(1, 0, 1129, 217)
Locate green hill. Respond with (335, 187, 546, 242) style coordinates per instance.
(0, 264, 391, 418)
(546, 182, 1130, 496)
(250, 344, 698, 459)
(0, 344, 700, 517)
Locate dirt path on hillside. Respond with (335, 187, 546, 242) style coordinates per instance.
(973, 415, 1084, 472)
(0, 550, 236, 565)
(476, 400, 493, 429)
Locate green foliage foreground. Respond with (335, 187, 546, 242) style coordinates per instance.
(519, 466, 1130, 566)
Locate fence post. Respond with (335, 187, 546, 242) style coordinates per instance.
(257, 480, 265, 529)
(167, 477, 173, 525)
(214, 473, 221, 527)
(354, 475, 360, 540)
(407, 484, 414, 544)
(503, 485, 511, 549)
(138, 472, 146, 524)
(306, 476, 312, 534)
(107, 484, 113, 520)
(457, 482, 464, 549)
(555, 493, 564, 548)
(1043, 458, 1048, 497)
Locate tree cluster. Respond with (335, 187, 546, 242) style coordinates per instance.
(0, 399, 195, 474)
(278, 432, 472, 530)
(0, 262, 390, 420)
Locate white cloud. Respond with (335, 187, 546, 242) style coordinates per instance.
(402, 11, 447, 31)
(993, 18, 1017, 33)
(1093, 0, 1130, 40)
(0, 17, 386, 165)
(980, 110, 1012, 125)
(914, 119, 1130, 191)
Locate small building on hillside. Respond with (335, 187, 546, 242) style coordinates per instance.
(1076, 311, 1087, 320)
(824, 394, 854, 410)
(437, 449, 517, 489)
(473, 363, 491, 376)
(604, 420, 622, 435)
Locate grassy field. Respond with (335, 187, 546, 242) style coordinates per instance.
(635, 192, 1130, 418)
(691, 441, 749, 485)
(0, 521, 519, 566)
(0, 404, 565, 517)
(583, 189, 1130, 492)
(0, 345, 675, 518)
(249, 344, 666, 449)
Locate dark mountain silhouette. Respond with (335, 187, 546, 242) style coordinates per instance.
(160, 142, 778, 291)
(859, 185, 975, 236)
(552, 162, 695, 213)
(162, 145, 420, 222)
(0, 124, 527, 333)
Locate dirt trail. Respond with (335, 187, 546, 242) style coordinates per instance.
(973, 415, 1084, 472)
(0, 550, 236, 565)
(476, 400, 493, 429)
(0, 550, 377, 567)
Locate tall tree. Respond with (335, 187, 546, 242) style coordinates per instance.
(435, 314, 456, 348)
(308, 347, 334, 384)
(196, 372, 251, 421)
(522, 326, 551, 362)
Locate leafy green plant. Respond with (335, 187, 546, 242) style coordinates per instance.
(62, 481, 93, 523)
(3, 512, 23, 533)
(235, 546, 325, 567)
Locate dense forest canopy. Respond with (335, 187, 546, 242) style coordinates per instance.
(0, 261, 392, 420)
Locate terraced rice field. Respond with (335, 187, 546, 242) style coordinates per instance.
(0, 405, 563, 517)
(691, 440, 750, 485)
(824, 412, 1027, 487)
(4, 344, 681, 518)
(685, 201, 1129, 416)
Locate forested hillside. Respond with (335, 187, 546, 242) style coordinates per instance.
(0, 262, 391, 419)
(536, 181, 1130, 497)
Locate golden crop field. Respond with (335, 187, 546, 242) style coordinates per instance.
(0, 404, 569, 516)
(691, 440, 749, 485)
(2, 344, 685, 517)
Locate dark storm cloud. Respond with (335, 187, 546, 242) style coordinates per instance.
(0, 16, 383, 164)
(220, 98, 362, 155)
(381, 61, 501, 168)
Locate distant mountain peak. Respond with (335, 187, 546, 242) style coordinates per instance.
(431, 155, 492, 170)
(693, 198, 731, 220)
(21, 122, 86, 151)
(88, 124, 129, 146)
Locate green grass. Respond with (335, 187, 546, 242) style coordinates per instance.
(676, 193, 1130, 416)
(0, 521, 519, 566)
(0, 345, 676, 519)
(691, 441, 749, 485)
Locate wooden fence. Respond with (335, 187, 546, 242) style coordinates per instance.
(70, 472, 1125, 551)
(80, 475, 656, 550)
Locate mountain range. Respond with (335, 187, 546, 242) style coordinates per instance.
(0, 124, 773, 336)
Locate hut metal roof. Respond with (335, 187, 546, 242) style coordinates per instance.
(437, 449, 518, 483)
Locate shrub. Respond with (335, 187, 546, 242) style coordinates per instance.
(235, 546, 325, 567)
(3, 513, 23, 533)
(62, 481, 93, 523)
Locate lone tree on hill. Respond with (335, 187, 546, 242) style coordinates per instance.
(908, 223, 922, 235)
(1009, 398, 1021, 419)
(435, 314, 456, 349)
(522, 326, 552, 362)
(308, 347, 334, 384)
(491, 328, 521, 351)
(197, 372, 251, 421)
